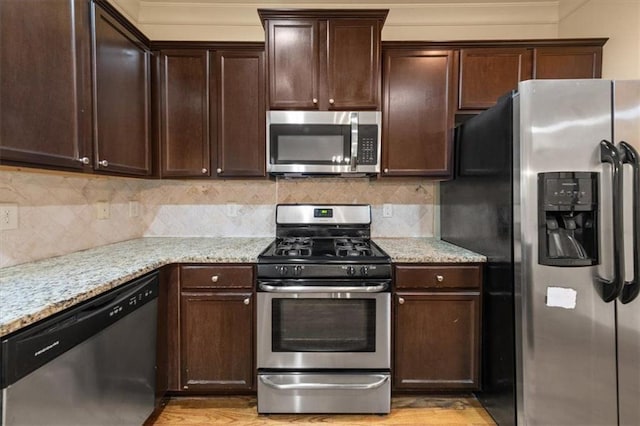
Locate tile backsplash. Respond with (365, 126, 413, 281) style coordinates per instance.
(1, 169, 437, 267)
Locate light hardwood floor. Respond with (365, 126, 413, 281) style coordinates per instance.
(149, 395, 496, 425)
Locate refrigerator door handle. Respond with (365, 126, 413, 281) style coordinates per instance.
(619, 141, 640, 304)
(598, 139, 625, 302)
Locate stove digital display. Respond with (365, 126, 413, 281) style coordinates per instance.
(314, 208, 333, 218)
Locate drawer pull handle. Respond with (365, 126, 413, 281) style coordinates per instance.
(436, 275, 445, 282)
(243, 297, 250, 305)
(211, 275, 219, 283)
(398, 297, 405, 305)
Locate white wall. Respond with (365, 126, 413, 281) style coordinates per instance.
(559, 0, 640, 78)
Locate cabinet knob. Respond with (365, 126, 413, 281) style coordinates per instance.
(201, 168, 208, 174)
(398, 297, 405, 305)
(78, 157, 90, 165)
(98, 159, 109, 167)
(183, 385, 188, 390)
(243, 297, 250, 305)
(211, 275, 219, 283)
(383, 168, 389, 174)
(312, 98, 318, 104)
(436, 274, 445, 282)
(329, 98, 335, 105)
(216, 168, 222, 174)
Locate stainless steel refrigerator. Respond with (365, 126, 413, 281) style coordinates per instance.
(441, 79, 639, 425)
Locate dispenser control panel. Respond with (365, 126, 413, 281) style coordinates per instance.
(542, 174, 596, 210)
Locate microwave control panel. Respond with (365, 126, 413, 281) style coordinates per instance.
(358, 125, 378, 165)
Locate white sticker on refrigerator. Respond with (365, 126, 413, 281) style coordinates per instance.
(546, 287, 577, 309)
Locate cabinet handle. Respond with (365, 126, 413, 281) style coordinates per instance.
(216, 168, 222, 174)
(77, 157, 90, 165)
(436, 275, 445, 282)
(243, 297, 250, 305)
(98, 159, 109, 167)
(329, 98, 335, 105)
(312, 98, 318, 104)
(383, 168, 389, 174)
(201, 168, 208, 174)
(183, 385, 188, 390)
(398, 297, 405, 305)
(211, 275, 219, 283)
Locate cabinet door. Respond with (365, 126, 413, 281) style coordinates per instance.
(214, 50, 266, 177)
(180, 292, 254, 391)
(327, 19, 380, 110)
(92, 4, 152, 176)
(266, 20, 318, 109)
(394, 292, 481, 390)
(159, 50, 210, 177)
(0, 0, 92, 170)
(533, 46, 602, 79)
(459, 48, 532, 110)
(382, 50, 456, 177)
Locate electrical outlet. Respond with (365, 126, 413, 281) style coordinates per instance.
(129, 201, 140, 218)
(0, 203, 18, 230)
(96, 201, 110, 220)
(226, 204, 239, 217)
(382, 204, 393, 218)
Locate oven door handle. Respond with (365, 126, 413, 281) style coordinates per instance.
(259, 375, 389, 391)
(258, 283, 388, 293)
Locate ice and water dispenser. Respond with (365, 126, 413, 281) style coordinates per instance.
(538, 172, 599, 266)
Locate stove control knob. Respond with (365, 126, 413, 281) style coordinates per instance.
(346, 266, 356, 276)
(293, 265, 302, 276)
(360, 266, 369, 277)
(278, 266, 288, 276)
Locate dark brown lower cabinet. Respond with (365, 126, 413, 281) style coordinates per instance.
(180, 291, 254, 392)
(394, 292, 480, 391)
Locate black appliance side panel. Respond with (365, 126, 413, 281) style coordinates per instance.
(441, 93, 516, 426)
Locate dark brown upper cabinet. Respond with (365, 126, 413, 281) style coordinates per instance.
(213, 49, 266, 178)
(92, 2, 152, 176)
(458, 48, 533, 110)
(382, 48, 457, 177)
(259, 10, 387, 110)
(159, 50, 210, 178)
(533, 45, 603, 79)
(0, 0, 92, 171)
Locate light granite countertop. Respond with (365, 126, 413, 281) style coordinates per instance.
(0, 236, 484, 337)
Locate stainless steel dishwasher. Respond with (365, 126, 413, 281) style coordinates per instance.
(1, 271, 158, 426)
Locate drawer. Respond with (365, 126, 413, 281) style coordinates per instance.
(395, 265, 481, 290)
(181, 265, 254, 289)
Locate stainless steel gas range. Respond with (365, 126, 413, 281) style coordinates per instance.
(256, 204, 391, 414)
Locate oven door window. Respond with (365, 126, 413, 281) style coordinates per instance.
(272, 299, 376, 352)
(270, 124, 351, 165)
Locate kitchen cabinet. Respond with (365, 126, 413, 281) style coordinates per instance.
(458, 48, 532, 110)
(213, 49, 266, 177)
(0, 0, 92, 171)
(393, 264, 482, 391)
(259, 10, 387, 110)
(92, 2, 152, 176)
(179, 265, 255, 392)
(159, 50, 210, 177)
(533, 45, 603, 79)
(382, 48, 457, 177)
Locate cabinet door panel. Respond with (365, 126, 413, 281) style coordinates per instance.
(267, 20, 318, 109)
(459, 48, 532, 110)
(382, 50, 456, 176)
(160, 50, 210, 177)
(394, 292, 481, 390)
(0, 0, 92, 170)
(215, 50, 266, 177)
(180, 292, 254, 391)
(327, 19, 380, 110)
(92, 4, 151, 176)
(534, 46, 602, 79)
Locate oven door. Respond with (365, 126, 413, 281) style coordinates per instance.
(257, 283, 390, 370)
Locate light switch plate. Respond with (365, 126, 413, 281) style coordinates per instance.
(0, 203, 18, 230)
(382, 204, 393, 218)
(129, 201, 140, 218)
(96, 201, 110, 220)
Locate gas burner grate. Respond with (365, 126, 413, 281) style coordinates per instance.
(275, 237, 313, 257)
(334, 238, 373, 257)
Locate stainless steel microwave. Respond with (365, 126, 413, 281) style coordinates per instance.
(267, 111, 381, 176)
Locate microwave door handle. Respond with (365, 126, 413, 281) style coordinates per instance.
(619, 141, 640, 304)
(350, 112, 358, 171)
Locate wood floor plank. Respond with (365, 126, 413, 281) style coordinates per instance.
(149, 396, 496, 425)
